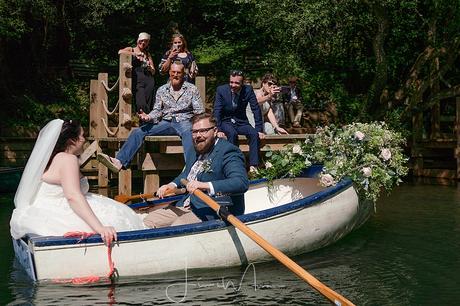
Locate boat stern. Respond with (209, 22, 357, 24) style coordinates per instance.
(12, 238, 37, 281)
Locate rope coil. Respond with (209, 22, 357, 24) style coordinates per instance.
(52, 231, 118, 284)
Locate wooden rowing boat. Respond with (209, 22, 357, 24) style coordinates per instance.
(12, 165, 372, 281)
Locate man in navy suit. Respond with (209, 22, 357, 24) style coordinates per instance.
(213, 70, 264, 172)
(143, 112, 249, 228)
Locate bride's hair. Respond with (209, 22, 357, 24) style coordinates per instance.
(46, 119, 82, 170)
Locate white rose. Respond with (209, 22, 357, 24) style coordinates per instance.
(320, 173, 335, 187)
(265, 161, 273, 169)
(380, 148, 391, 161)
(354, 131, 365, 141)
(362, 167, 372, 177)
(292, 144, 302, 154)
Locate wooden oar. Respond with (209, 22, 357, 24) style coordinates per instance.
(115, 188, 185, 204)
(180, 179, 355, 305)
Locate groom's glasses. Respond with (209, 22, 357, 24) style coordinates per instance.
(191, 126, 216, 136)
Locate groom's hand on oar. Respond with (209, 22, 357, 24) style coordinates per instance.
(156, 183, 178, 198)
(185, 180, 210, 194)
(115, 187, 186, 204)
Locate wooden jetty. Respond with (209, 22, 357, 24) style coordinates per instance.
(411, 97, 460, 180)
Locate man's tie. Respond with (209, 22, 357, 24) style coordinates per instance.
(231, 92, 238, 110)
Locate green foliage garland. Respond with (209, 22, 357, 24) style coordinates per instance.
(255, 122, 409, 203)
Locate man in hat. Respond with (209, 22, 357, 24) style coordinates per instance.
(118, 32, 156, 113)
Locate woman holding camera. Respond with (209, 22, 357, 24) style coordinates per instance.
(119, 32, 156, 114)
(247, 73, 288, 135)
(158, 33, 198, 83)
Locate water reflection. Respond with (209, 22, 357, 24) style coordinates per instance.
(10, 260, 341, 305)
(4, 181, 460, 305)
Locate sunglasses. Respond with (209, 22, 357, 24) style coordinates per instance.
(191, 126, 216, 135)
(267, 81, 277, 86)
(230, 70, 244, 77)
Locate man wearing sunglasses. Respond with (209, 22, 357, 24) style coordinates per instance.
(249, 73, 289, 135)
(213, 70, 264, 173)
(143, 112, 249, 227)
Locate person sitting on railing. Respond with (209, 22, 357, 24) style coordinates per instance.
(143, 112, 249, 227)
(247, 73, 289, 135)
(213, 69, 264, 174)
(118, 32, 156, 114)
(97, 62, 204, 172)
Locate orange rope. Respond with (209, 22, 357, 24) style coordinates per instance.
(52, 231, 117, 284)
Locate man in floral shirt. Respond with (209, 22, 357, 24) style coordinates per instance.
(97, 62, 204, 172)
(143, 112, 249, 228)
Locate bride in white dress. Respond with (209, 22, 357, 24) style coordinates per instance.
(10, 119, 146, 243)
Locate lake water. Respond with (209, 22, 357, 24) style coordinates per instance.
(1, 180, 459, 305)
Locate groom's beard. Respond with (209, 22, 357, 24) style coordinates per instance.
(194, 135, 215, 155)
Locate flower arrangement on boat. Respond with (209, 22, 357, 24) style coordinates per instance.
(256, 122, 409, 203)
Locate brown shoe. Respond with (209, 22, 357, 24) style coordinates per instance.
(293, 122, 301, 128)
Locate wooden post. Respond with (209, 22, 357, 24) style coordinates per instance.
(97, 73, 109, 138)
(97, 74, 109, 187)
(456, 97, 460, 179)
(89, 80, 99, 138)
(118, 54, 132, 195)
(430, 58, 441, 139)
(412, 113, 424, 176)
(195, 76, 206, 108)
(142, 154, 160, 195)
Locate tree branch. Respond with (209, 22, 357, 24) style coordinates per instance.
(366, 1, 389, 117)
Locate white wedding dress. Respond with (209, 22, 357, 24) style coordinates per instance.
(10, 177, 146, 238)
(10, 119, 147, 239)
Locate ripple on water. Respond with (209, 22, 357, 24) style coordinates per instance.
(3, 182, 460, 305)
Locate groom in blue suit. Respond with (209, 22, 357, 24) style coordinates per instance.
(143, 113, 249, 228)
(213, 70, 264, 172)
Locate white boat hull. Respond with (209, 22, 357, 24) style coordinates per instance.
(12, 170, 372, 281)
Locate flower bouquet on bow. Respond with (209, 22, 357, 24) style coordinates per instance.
(255, 122, 409, 203)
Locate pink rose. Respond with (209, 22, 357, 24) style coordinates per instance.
(362, 167, 372, 177)
(320, 173, 335, 187)
(380, 148, 392, 161)
(292, 144, 302, 154)
(354, 131, 365, 141)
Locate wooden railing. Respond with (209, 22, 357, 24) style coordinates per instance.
(411, 96, 460, 180)
(85, 134, 307, 195)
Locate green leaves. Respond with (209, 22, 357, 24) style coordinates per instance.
(256, 122, 409, 204)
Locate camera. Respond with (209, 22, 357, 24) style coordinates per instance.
(279, 86, 289, 94)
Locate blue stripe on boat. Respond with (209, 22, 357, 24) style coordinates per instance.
(28, 165, 353, 247)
